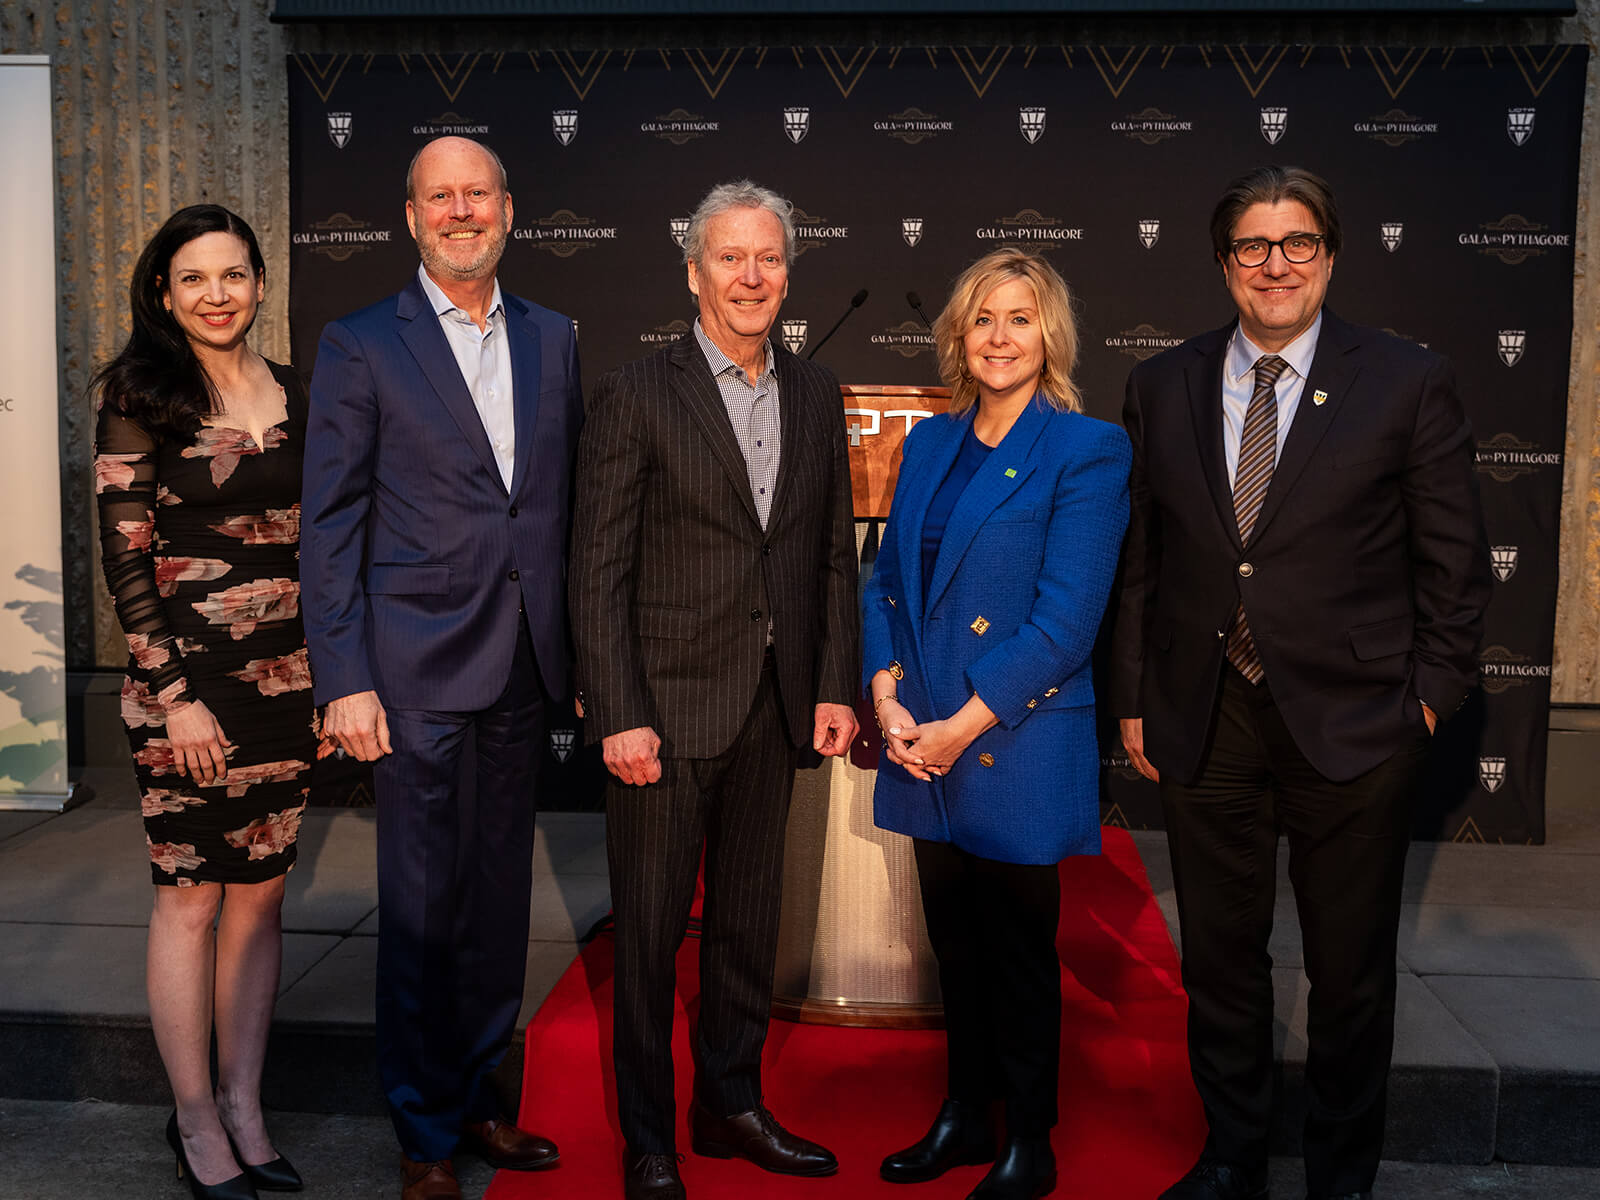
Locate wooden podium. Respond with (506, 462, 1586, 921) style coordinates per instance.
(771, 384, 950, 1029)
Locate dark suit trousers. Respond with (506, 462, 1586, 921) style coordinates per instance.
(605, 658, 799, 1153)
(1162, 668, 1426, 1198)
(913, 838, 1062, 1137)
(373, 620, 546, 1163)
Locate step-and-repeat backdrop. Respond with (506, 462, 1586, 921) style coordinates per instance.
(288, 44, 1585, 842)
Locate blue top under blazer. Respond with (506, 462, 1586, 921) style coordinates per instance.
(862, 398, 1131, 865)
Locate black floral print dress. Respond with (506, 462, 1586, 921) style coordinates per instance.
(95, 360, 316, 886)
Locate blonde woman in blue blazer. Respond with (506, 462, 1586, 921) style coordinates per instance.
(864, 249, 1130, 1200)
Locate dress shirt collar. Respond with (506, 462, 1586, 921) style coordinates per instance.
(693, 317, 775, 383)
(1225, 309, 1322, 387)
(416, 263, 504, 325)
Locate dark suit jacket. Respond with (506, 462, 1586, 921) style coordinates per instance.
(1110, 309, 1490, 785)
(568, 333, 860, 760)
(301, 275, 583, 711)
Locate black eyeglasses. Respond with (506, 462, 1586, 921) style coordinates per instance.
(1229, 234, 1325, 268)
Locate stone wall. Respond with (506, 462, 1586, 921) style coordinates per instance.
(3, 1, 1597, 701)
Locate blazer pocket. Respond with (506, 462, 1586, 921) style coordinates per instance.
(637, 603, 700, 641)
(367, 563, 450, 596)
(989, 503, 1043, 525)
(1333, 438, 1407, 470)
(1349, 615, 1413, 661)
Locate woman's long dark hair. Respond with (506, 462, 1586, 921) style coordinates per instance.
(91, 204, 266, 441)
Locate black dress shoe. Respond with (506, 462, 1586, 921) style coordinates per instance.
(1160, 1158, 1269, 1200)
(624, 1152, 686, 1200)
(881, 1098, 996, 1183)
(165, 1112, 259, 1200)
(224, 1131, 302, 1192)
(966, 1136, 1055, 1200)
(690, 1102, 838, 1176)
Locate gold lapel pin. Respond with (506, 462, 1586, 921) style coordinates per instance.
(1312, 389, 1329, 407)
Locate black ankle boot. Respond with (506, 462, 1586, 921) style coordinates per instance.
(966, 1135, 1055, 1199)
(880, 1098, 996, 1183)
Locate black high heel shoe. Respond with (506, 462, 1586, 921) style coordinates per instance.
(165, 1111, 259, 1200)
(224, 1131, 303, 1193)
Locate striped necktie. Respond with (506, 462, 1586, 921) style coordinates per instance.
(1225, 353, 1288, 684)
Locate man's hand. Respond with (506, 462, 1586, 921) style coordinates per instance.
(603, 726, 662, 786)
(325, 690, 393, 762)
(165, 699, 232, 785)
(1120, 717, 1160, 782)
(813, 702, 859, 758)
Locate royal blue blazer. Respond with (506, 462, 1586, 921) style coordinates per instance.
(862, 399, 1131, 865)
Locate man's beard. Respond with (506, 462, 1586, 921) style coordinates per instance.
(418, 223, 508, 281)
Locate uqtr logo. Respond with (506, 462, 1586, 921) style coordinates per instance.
(549, 729, 576, 764)
(1479, 756, 1507, 793)
(783, 107, 810, 144)
(1380, 223, 1403, 253)
(669, 217, 690, 249)
(1259, 107, 1288, 145)
(781, 320, 808, 355)
(1490, 545, 1519, 582)
(327, 113, 352, 149)
(902, 218, 924, 248)
(552, 110, 578, 146)
(1498, 330, 1526, 367)
(1137, 219, 1160, 250)
(1019, 107, 1046, 144)
(1507, 107, 1535, 146)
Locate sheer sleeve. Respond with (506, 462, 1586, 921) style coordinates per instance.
(94, 400, 195, 710)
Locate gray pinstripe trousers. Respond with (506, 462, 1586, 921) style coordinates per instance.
(605, 660, 799, 1153)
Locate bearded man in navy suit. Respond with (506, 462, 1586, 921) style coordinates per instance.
(302, 136, 581, 1200)
(1111, 166, 1490, 1200)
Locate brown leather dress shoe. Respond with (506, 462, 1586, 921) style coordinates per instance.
(401, 1158, 460, 1200)
(690, 1102, 838, 1176)
(624, 1152, 686, 1200)
(459, 1118, 560, 1170)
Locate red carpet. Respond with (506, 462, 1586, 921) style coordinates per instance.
(488, 828, 1204, 1200)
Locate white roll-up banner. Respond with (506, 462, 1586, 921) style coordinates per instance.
(0, 56, 73, 811)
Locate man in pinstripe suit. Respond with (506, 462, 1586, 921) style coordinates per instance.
(569, 180, 861, 1200)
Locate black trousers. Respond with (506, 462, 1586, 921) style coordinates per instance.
(373, 619, 545, 1163)
(913, 838, 1062, 1138)
(1161, 668, 1426, 1198)
(605, 660, 800, 1153)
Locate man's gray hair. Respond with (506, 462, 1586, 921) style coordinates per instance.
(682, 180, 795, 268)
(404, 136, 509, 202)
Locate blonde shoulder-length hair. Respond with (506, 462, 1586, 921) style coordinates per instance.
(932, 248, 1083, 416)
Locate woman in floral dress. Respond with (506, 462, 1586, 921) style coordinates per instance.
(95, 205, 313, 1197)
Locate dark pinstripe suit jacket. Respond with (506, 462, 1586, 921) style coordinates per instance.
(569, 333, 860, 760)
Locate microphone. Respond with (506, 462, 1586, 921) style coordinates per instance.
(806, 288, 869, 360)
(906, 290, 933, 331)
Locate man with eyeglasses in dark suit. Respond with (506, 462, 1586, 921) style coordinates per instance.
(1110, 165, 1490, 1200)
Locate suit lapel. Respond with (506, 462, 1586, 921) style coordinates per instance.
(767, 346, 805, 530)
(667, 336, 762, 528)
(926, 402, 1050, 613)
(1183, 328, 1241, 550)
(505, 293, 544, 499)
(396, 278, 505, 488)
(894, 411, 969, 627)
(1251, 310, 1361, 542)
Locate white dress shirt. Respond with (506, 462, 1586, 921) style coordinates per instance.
(1222, 311, 1323, 489)
(417, 264, 516, 491)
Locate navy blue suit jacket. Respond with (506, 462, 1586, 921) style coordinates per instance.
(301, 275, 582, 711)
(863, 401, 1130, 865)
